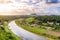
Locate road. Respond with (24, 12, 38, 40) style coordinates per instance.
(8, 21, 48, 40)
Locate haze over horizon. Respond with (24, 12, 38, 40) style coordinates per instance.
(0, 0, 60, 15)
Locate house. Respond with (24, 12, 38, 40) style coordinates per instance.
(56, 23, 60, 25)
(46, 0, 58, 3)
(47, 21, 54, 25)
(31, 24, 38, 27)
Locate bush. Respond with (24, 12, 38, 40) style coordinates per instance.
(57, 36, 60, 40)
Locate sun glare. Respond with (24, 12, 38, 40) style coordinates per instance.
(0, 0, 60, 15)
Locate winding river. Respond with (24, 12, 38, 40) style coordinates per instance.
(8, 21, 48, 40)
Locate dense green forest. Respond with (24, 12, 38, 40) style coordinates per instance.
(35, 15, 60, 31)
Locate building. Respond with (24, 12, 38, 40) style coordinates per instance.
(46, 0, 58, 3)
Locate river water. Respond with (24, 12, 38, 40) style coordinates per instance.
(8, 21, 48, 40)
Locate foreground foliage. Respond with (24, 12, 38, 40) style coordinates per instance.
(0, 16, 21, 40)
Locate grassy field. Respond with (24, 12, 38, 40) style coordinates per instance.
(0, 16, 22, 40)
(16, 20, 55, 40)
(15, 17, 60, 40)
(0, 25, 21, 40)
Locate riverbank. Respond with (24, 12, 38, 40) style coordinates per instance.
(0, 16, 21, 40)
(9, 21, 48, 40)
(16, 20, 56, 40)
(16, 19, 58, 40)
(0, 21, 21, 40)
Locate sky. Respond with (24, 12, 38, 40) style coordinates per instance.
(0, 0, 60, 15)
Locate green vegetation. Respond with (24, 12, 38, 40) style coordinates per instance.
(16, 15, 60, 40)
(26, 17, 35, 23)
(0, 16, 21, 40)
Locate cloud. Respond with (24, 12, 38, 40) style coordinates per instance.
(0, 0, 60, 15)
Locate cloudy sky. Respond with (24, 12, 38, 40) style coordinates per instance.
(0, 0, 60, 15)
